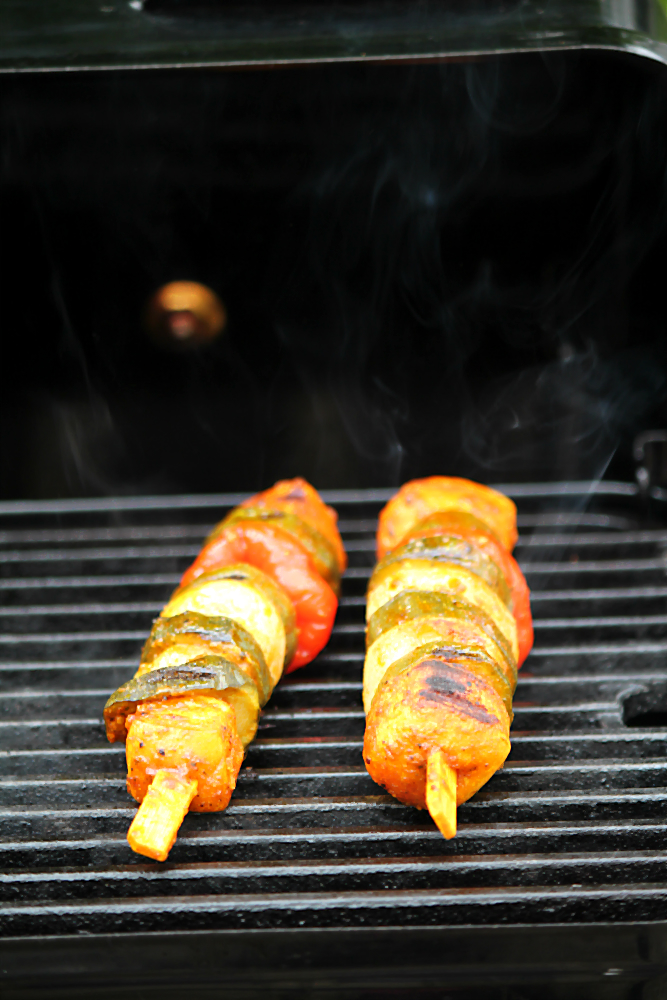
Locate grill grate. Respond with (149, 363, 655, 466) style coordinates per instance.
(2, 483, 667, 994)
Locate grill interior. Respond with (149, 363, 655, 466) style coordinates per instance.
(3, 482, 667, 996)
(5, 53, 667, 502)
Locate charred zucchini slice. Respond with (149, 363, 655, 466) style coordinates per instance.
(163, 563, 296, 682)
(366, 589, 515, 669)
(104, 654, 259, 745)
(139, 611, 272, 706)
(379, 533, 510, 605)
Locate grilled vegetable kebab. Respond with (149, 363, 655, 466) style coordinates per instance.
(363, 477, 532, 839)
(104, 478, 345, 861)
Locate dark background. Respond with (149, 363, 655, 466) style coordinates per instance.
(2, 49, 667, 499)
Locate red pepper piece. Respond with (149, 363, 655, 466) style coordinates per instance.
(180, 520, 337, 672)
(242, 477, 347, 576)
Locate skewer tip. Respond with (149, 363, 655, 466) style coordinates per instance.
(425, 750, 457, 840)
(127, 769, 198, 862)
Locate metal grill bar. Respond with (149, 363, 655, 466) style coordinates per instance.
(1, 481, 667, 959)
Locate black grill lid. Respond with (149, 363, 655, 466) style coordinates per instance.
(2, 0, 667, 74)
(2, 481, 667, 997)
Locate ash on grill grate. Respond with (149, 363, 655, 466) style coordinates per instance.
(2, 483, 667, 991)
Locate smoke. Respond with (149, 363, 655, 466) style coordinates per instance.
(272, 53, 667, 487)
(272, 65, 489, 484)
(465, 53, 568, 136)
(461, 341, 666, 478)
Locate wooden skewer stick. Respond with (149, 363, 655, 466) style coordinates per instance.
(425, 750, 457, 839)
(127, 769, 198, 862)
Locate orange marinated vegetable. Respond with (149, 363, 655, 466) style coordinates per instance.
(126, 695, 244, 811)
(377, 476, 518, 557)
(365, 646, 511, 809)
(364, 476, 530, 842)
(104, 478, 343, 861)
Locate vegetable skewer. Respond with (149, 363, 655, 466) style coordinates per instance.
(104, 478, 344, 861)
(363, 477, 532, 840)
